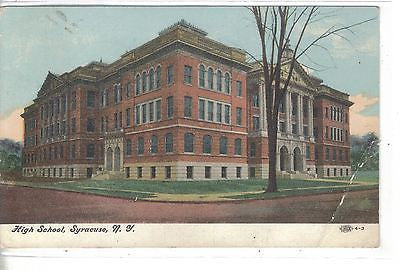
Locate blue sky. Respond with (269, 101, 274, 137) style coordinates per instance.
(0, 6, 379, 137)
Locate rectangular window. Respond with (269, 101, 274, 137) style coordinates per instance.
(253, 116, 260, 130)
(199, 99, 205, 120)
(236, 81, 242, 97)
(219, 137, 227, 155)
(303, 126, 309, 137)
(86, 144, 95, 158)
(221, 167, 227, 179)
(306, 146, 310, 159)
(71, 118, 76, 133)
(114, 112, 118, 129)
(70, 144, 76, 159)
(236, 167, 242, 178)
(167, 96, 173, 118)
(236, 107, 242, 126)
(216, 103, 222, 123)
(137, 137, 144, 155)
(252, 93, 259, 107)
(119, 111, 122, 128)
(184, 65, 192, 84)
(87, 91, 95, 107)
(167, 65, 173, 84)
(279, 121, 286, 133)
(184, 96, 192, 117)
(326, 148, 330, 161)
(126, 108, 131, 127)
(126, 83, 131, 99)
(135, 105, 140, 125)
(186, 166, 193, 179)
(165, 166, 171, 179)
(205, 166, 211, 179)
(151, 166, 156, 179)
(149, 102, 154, 122)
(249, 167, 256, 178)
(86, 118, 95, 132)
(325, 126, 329, 139)
(137, 167, 143, 179)
(234, 139, 242, 155)
(156, 100, 161, 120)
(224, 105, 230, 124)
(142, 104, 147, 123)
(207, 101, 214, 121)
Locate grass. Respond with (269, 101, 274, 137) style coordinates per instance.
(1, 175, 379, 201)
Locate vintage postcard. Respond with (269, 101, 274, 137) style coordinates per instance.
(0, 2, 380, 248)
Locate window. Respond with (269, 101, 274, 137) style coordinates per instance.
(156, 66, 161, 88)
(249, 167, 256, 178)
(135, 74, 141, 95)
(216, 70, 222, 91)
(114, 112, 118, 129)
(86, 118, 95, 132)
(236, 107, 242, 126)
(325, 107, 329, 118)
(198, 99, 205, 120)
(87, 91, 95, 107)
(59, 168, 62, 177)
(135, 105, 140, 125)
(137, 137, 144, 155)
(236, 167, 242, 178)
(219, 136, 227, 155)
(330, 106, 333, 120)
(184, 65, 192, 84)
(165, 166, 171, 179)
(142, 104, 147, 123)
(149, 69, 155, 90)
(137, 167, 143, 178)
(252, 93, 259, 107)
(86, 144, 95, 158)
(126, 139, 132, 156)
(216, 103, 222, 122)
(326, 148, 330, 160)
(142, 72, 147, 92)
(333, 149, 337, 161)
(71, 118, 76, 133)
(234, 138, 242, 155)
(151, 166, 156, 179)
(114, 84, 119, 104)
(149, 102, 154, 122)
(221, 167, 227, 178)
(325, 126, 329, 139)
(333, 168, 337, 176)
(167, 96, 173, 118)
(203, 135, 212, 154)
(224, 73, 230, 93)
(156, 100, 161, 120)
(165, 133, 173, 153)
(207, 101, 214, 121)
(184, 96, 192, 117)
(306, 146, 310, 159)
(315, 148, 319, 159)
(250, 142, 256, 157)
(119, 111, 122, 128)
(126, 108, 131, 127)
(167, 65, 173, 84)
(339, 150, 343, 160)
(71, 91, 76, 110)
(199, 65, 205, 87)
(70, 144, 76, 159)
(205, 166, 211, 179)
(236, 81, 242, 96)
(279, 121, 286, 133)
(126, 83, 131, 98)
(224, 105, 230, 124)
(186, 166, 193, 179)
(252, 116, 260, 131)
(151, 135, 158, 154)
(327, 168, 330, 176)
(207, 67, 214, 89)
(184, 133, 194, 153)
(303, 126, 309, 137)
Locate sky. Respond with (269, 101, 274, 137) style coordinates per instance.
(0, 6, 379, 141)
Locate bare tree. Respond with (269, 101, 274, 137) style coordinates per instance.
(250, 6, 374, 192)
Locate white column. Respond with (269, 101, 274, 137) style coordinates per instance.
(297, 94, 303, 135)
(285, 91, 291, 133)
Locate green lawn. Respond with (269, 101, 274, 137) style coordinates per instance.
(3, 177, 378, 201)
(335, 170, 379, 184)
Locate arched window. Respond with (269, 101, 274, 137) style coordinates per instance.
(203, 135, 212, 154)
(216, 70, 222, 91)
(219, 136, 227, 155)
(151, 135, 158, 153)
(234, 138, 242, 155)
(135, 74, 140, 95)
(224, 72, 231, 93)
(165, 133, 173, 153)
(207, 67, 214, 89)
(142, 71, 147, 92)
(199, 65, 205, 87)
(126, 139, 132, 156)
(149, 68, 155, 90)
(156, 65, 161, 88)
(184, 133, 194, 153)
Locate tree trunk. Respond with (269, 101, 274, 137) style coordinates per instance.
(266, 123, 278, 192)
